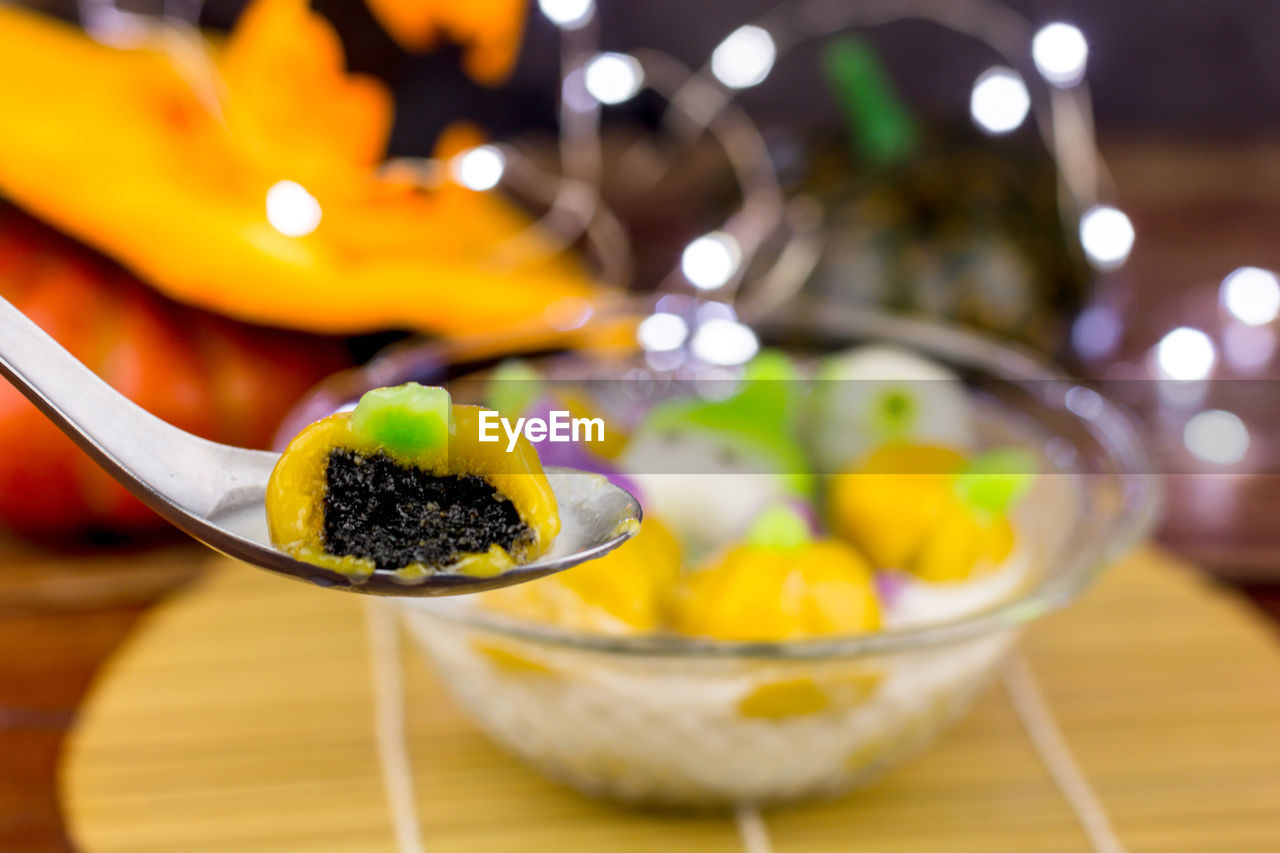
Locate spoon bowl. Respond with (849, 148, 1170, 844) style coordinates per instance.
(0, 294, 641, 595)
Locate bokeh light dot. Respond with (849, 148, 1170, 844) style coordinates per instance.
(450, 145, 506, 191)
(1071, 304, 1123, 360)
(711, 25, 777, 89)
(1221, 266, 1280, 326)
(637, 312, 689, 352)
(681, 232, 741, 291)
(265, 180, 322, 237)
(1079, 205, 1135, 269)
(537, 0, 593, 30)
(1064, 385, 1104, 420)
(584, 53, 644, 105)
(970, 67, 1030, 134)
(691, 318, 759, 366)
(1032, 23, 1089, 87)
(1155, 327, 1216, 381)
(1184, 409, 1249, 465)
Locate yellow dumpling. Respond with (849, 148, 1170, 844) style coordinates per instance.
(827, 443, 965, 570)
(481, 516, 682, 634)
(828, 442, 1028, 583)
(673, 506, 881, 642)
(266, 383, 559, 580)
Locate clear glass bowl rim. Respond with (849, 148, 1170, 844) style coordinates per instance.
(381, 298, 1160, 659)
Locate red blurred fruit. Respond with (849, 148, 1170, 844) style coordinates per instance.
(0, 208, 350, 537)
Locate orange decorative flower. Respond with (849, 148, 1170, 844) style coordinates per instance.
(0, 0, 597, 335)
(362, 0, 529, 83)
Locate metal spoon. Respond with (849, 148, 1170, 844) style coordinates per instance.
(0, 295, 641, 595)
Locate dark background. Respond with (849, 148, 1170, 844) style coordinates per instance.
(27, 0, 1280, 151)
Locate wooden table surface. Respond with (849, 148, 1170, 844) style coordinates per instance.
(60, 547, 1280, 853)
(3, 138, 1280, 852)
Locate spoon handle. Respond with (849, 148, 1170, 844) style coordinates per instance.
(0, 293, 273, 520)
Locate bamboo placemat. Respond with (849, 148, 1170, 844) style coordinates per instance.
(61, 546, 1280, 852)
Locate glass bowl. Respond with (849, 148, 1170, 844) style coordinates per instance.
(290, 299, 1159, 808)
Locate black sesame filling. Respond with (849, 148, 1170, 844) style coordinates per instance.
(322, 449, 531, 571)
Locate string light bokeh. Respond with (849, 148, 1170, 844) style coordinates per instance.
(264, 180, 322, 238)
(80, 0, 1136, 373)
(69, 0, 1280, 573)
(527, 0, 1128, 370)
(97, 0, 1280, 486)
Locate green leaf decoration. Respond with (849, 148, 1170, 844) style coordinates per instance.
(869, 385, 919, 437)
(954, 447, 1037, 515)
(351, 383, 453, 457)
(644, 350, 813, 495)
(821, 36, 920, 169)
(745, 503, 813, 549)
(485, 359, 543, 421)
